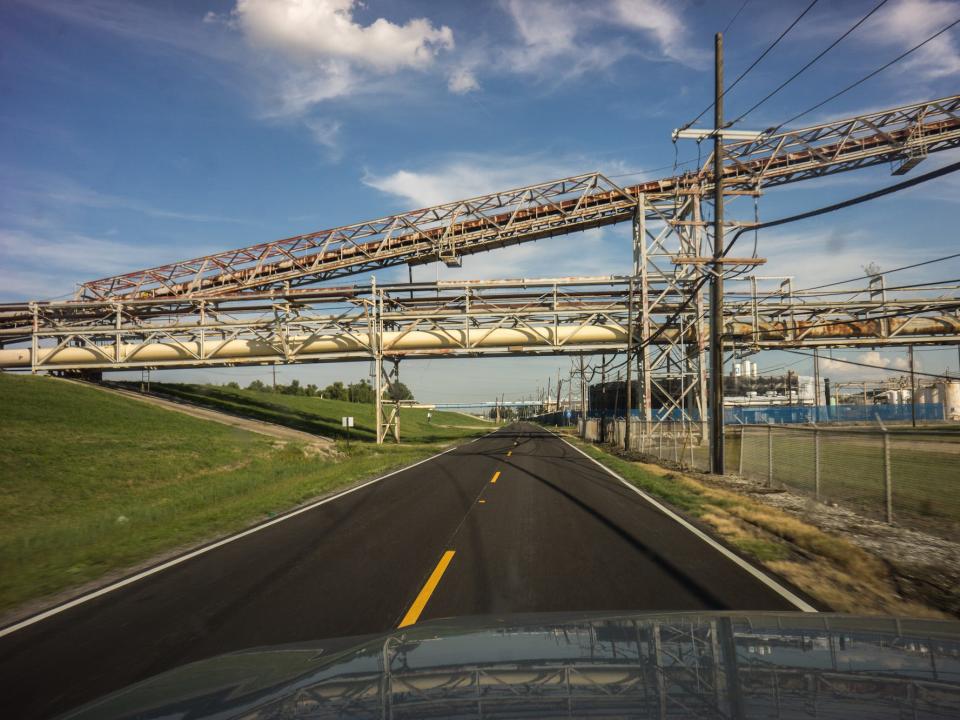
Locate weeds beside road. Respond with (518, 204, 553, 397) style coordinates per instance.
(565, 434, 951, 618)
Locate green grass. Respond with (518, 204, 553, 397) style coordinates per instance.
(124, 382, 489, 443)
(0, 374, 486, 614)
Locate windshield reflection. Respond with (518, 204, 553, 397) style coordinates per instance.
(65, 612, 960, 719)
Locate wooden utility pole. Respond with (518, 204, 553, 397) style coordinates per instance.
(709, 32, 726, 475)
(625, 277, 634, 451)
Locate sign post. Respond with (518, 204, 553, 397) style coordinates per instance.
(341, 416, 354, 447)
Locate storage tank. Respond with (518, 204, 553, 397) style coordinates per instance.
(884, 389, 902, 405)
(940, 381, 960, 420)
(733, 364, 742, 377)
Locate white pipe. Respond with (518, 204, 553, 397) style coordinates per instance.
(0, 326, 627, 369)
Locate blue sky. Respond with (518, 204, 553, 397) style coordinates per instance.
(2, 0, 959, 402)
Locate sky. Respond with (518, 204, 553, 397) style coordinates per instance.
(2, 0, 959, 403)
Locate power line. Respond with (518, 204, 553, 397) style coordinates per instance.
(729, 0, 890, 126)
(680, 0, 820, 132)
(784, 349, 956, 380)
(775, 15, 960, 129)
(723, 0, 752, 35)
(791, 252, 960, 293)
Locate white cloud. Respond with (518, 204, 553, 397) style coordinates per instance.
(871, 0, 960, 80)
(610, 0, 691, 64)
(362, 154, 599, 207)
(234, 0, 454, 72)
(448, 67, 480, 94)
(820, 350, 911, 380)
(500, 0, 702, 76)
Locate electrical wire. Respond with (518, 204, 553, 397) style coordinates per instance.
(680, 0, 820, 132)
(790, 252, 960, 293)
(723, 0, 751, 35)
(774, 15, 960, 129)
(729, 0, 890, 126)
(783, 348, 956, 380)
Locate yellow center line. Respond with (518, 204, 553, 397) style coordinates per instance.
(478, 499, 486, 504)
(506, 450, 512, 456)
(398, 550, 456, 629)
(491, 470, 500, 484)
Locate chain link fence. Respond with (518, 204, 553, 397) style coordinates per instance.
(580, 418, 959, 539)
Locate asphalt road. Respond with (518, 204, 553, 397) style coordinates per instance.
(0, 423, 806, 718)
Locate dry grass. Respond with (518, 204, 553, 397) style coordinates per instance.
(574, 443, 950, 618)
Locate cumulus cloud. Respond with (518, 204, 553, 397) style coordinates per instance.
(820, 351, 910, 380)
(234, 0, 453, 72)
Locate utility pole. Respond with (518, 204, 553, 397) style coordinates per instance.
(625, 277, 634, 452)
(272, 364, 277, 392)
(709, 32, 726, 475)
(909, 345, 917, 427)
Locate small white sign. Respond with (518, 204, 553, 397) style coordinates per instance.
(341, 416, 354, 427)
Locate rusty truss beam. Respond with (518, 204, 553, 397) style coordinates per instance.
(76, 95, 960, 301)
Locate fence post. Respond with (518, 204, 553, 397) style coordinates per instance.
(883, 431, 893, 523)
(767, 425, 774, 487)
(738, 426, 745, 476)
(814, 429, 821, 500)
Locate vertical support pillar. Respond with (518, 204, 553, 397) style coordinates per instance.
(738, 425, 745, 476)
(767, 425, 774, 487)
(883, 431, 893, 523)
(635, 198, 653, 427)
(693, 190, 709, 444)
(909, 345, 917, 427)
(814, 429, 822, 500)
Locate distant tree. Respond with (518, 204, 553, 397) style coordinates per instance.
(324, 381, 348, 401)
(305, 383, 318, 397)
(348, 379, 376, 404)
(247, 379, 266, 392)
(387, 381, 414, 401)
(281, 379, 303, 396)
(225, 381, 240, 389)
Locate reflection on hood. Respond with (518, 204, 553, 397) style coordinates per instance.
(63, 611, 960, 719)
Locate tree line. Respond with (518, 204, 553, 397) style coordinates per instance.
(228, 378, 413, 403)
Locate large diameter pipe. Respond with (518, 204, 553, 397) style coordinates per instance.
(0, 326, 628, 369)
(2, 315, 957, 369)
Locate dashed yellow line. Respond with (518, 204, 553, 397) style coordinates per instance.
(398, 550, 456, 628)
(478, 499, 486, 504)
(491, 470, 500, 484)
(506, 450, 512, 456)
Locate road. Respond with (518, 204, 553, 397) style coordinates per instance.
(0, 423, 809, 718)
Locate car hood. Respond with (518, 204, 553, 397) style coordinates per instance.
(62, 611, 960, 719)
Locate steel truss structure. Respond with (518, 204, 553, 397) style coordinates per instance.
(76, 95, 960, 302)
(5, 95, 960, 444)
(2, 276, 958, 441)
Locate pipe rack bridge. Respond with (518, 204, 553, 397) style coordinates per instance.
(2, 277, 957, 371)
(75, 95, 960, 301)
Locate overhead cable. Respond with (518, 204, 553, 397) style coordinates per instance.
(679, 0, 820, 132)
(775, 15, 960, 129)
(729, 0, 890, 126)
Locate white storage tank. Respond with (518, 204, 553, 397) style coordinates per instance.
(940, 381, 960, 420)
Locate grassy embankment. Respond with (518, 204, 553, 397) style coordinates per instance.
(0, 375, 488, 615)
(566, 435, 948, 618)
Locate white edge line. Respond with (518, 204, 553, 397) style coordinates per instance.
(549, 429, 818, 613)
(0, 434, 496, 640)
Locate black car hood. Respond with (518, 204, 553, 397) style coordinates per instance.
(61, 611, 960, 719)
